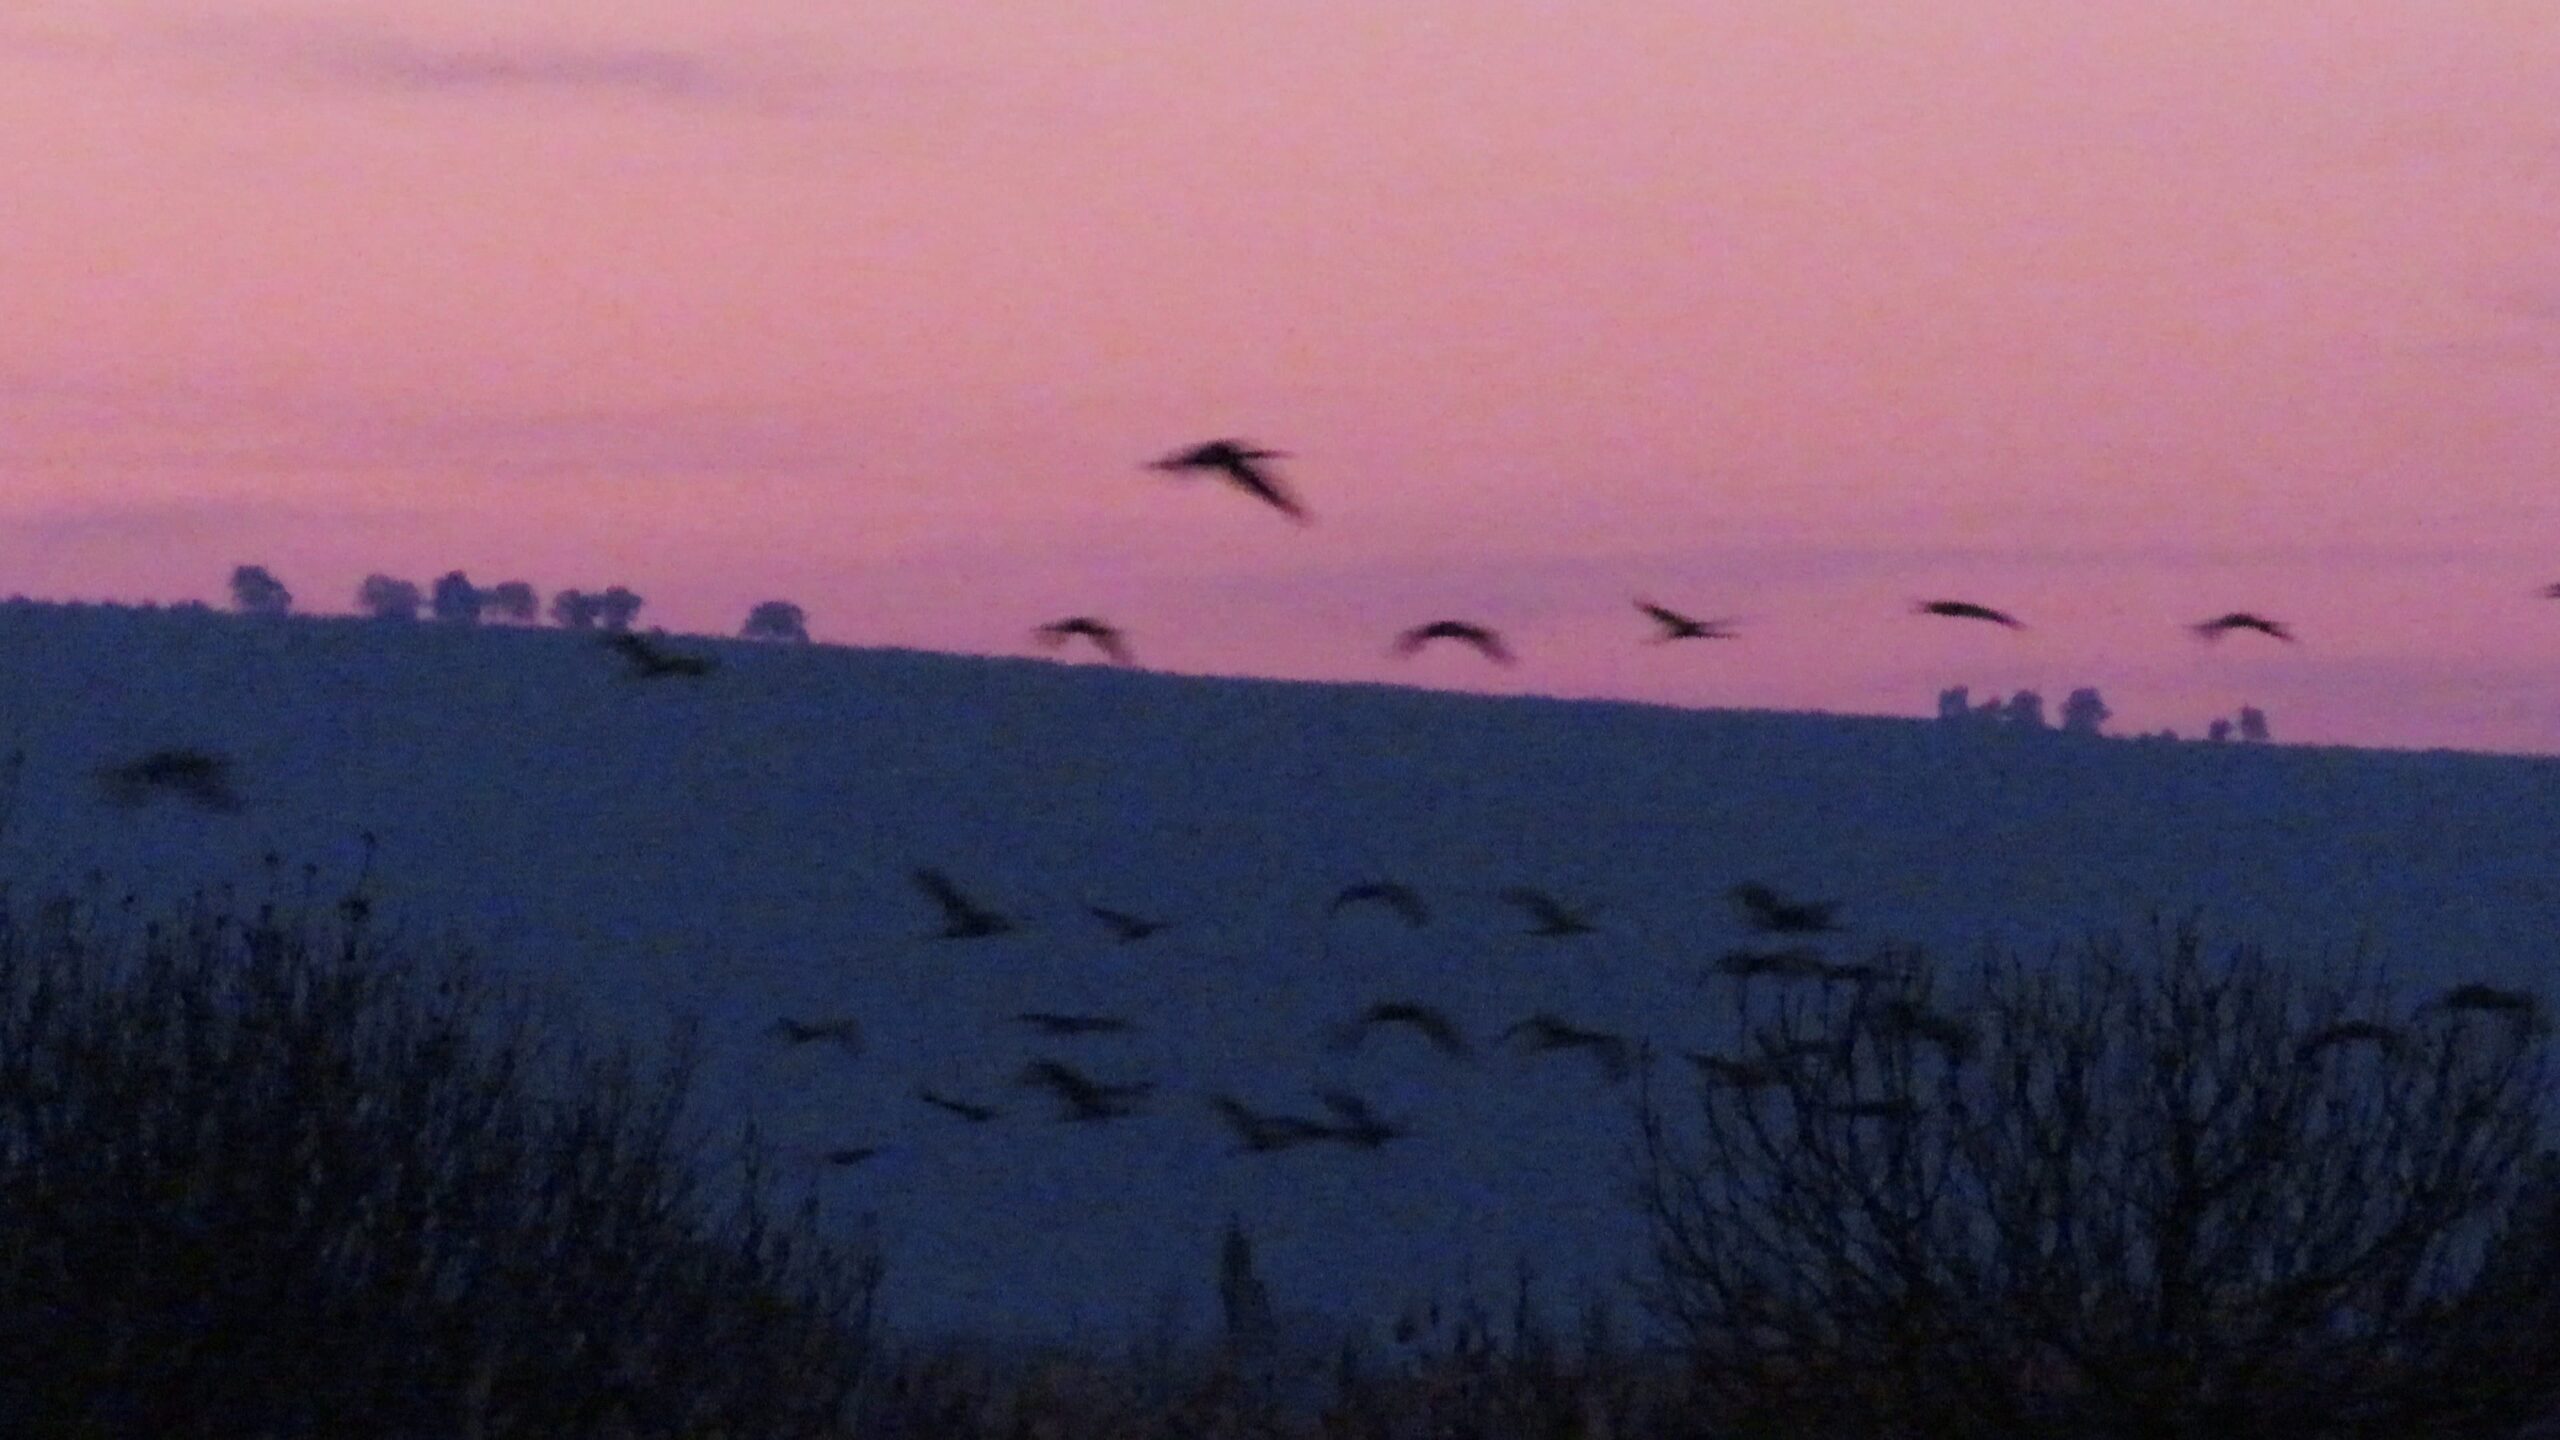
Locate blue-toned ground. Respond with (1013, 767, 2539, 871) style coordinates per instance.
(4, 598, 2556, 1353)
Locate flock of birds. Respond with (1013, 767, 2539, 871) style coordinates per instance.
(1065, 439, 2311, 668)
(772, 865, 1892, 1167)
(771, 863, 2547, 1168)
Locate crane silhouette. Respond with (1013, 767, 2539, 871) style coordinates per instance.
(1635, 599, 1738, 642)
(1914, 600, 2024, 629)
(1393, 621, 1516, 665)
(911, 868, 1015, 940)
(1329, 880, 1429, 928)
(1500, 1013, 1633, 1083)
(605, 631, 715, 678)
(1149, 439, 1308, 522)
(1015, 1059, 1153, 1122)
(1730, 883, 1844, 935)
(917, 1088, 1002, 1124)
(1034, 616, 1134, 665)
(2192, 612, 2295, 643)
(1011, 1011, 1135, 1037)
(1496, 886, 1600, 937)
(1086, 905, 1171, 942)
(1329, 1000, 1472, 1060)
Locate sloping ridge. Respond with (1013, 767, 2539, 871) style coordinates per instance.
(4, 597, 2558, 1343)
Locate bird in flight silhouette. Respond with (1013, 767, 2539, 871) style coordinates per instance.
(1914, 600, 2024, 629)
(1086, 905, 1170, 942)
(605, 631, 715, 678)
(1634, 600, 1738, 642)
(1500, 1013, 1633, 1083)
(1208, 1096, 1334, 1154)
(1034, 616, 1134, 665)
(1314, 1089, 1408, 1149)
(917, 1088, 1001, 1124)
(1497, 886, 1600, 937)
(1730, 883, 1844, 935)
(1393, 621, 1515, 665)
(1016, 1059, 1153, 1122)
(2191, 612, 2295, 643)
(768, 1016, 863, 1055)
(1329, 1000, 1471, 1059)
(1011, 1011, 1135, 1037)
(1149, 439, 1308, 522)
(911, 868, 1015, 940)
(1707, 946, 1834, 982)
(1329, 880, 1429, 928)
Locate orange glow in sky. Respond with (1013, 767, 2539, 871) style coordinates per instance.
(4, 1, 2557, 750)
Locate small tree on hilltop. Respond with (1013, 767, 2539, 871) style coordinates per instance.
(595, 586, 644, 633)
(550, 589, 601, 630)
(2238, 706, 2271, 743)
(356, 574, 422, 621)
(429, 570, 482, 625)
(228, 565, 292, 617)
(2002, 690, 2046, 730)
(482, 581, 538, 623)
(1640, 921, 2560, 1439)
(2061, 687, 2111, 736)
(742, 601, 810, 643)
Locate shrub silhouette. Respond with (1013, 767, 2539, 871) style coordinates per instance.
(430, 569, 483, 624)
(357, 574, 422, 621)
(1641, 919, 2560, 1439)
(743, 600, 811, 642)
(227, 564, 291, 617)
(0, 882, 881, 1438)
(482, 580, 539, 623)
(550, 588, 602, 629)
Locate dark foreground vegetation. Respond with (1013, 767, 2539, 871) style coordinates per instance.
(4, 858, 2559, 1438)
(0, 876, 881, 1439)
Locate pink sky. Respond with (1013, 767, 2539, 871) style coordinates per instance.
(4, 1, 2557, 751)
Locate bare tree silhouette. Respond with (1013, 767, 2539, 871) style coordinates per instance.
(1639, 920, 2560, 1439)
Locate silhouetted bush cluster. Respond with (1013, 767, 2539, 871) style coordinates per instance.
(1641, 919, 2560, 1439)
(0, 877, 881, 1439)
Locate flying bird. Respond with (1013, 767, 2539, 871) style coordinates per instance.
(605, 631, 715, 679)
(917, 1088, 1001, 1124)
(1707, 947, 1834, 982)
(1871, 998, 1978, 1064)
(820, 1146, 881, 1167)
(2192, 613, 2296, 643)
(2295, 1020, 2402, 1062)
(2432, 983, 2541, 1021)
(1329, 880, 1429, 928)
(1148, 438, 1308, 522)
(1392, 621, 1516, 666)
(1011, 1011, 1135, 1037)
(1015, 1058, 1153, 1122)
(1496, 886, 1600, 937)
(767, 1016, 862, 1055)
(97, 747, 242, 813)
(2542, 582, 2560, 600)
(1208, 1096, 1335, 1154)
(911, 868, 1015, 940)
(1034, 616, 1134, 665)
(1687, 1052, 1790, 1090)
(1313, 1089, 1409, 1149)
(1914, 600, 2025, 629)
(1086, 905, 1170, 942)
(1500, 1013, 1633, 1083)
(1329, 1000, 1472, 1060)
(1730, 883, 1844, 936)
(1634, 600, 1738, 642)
